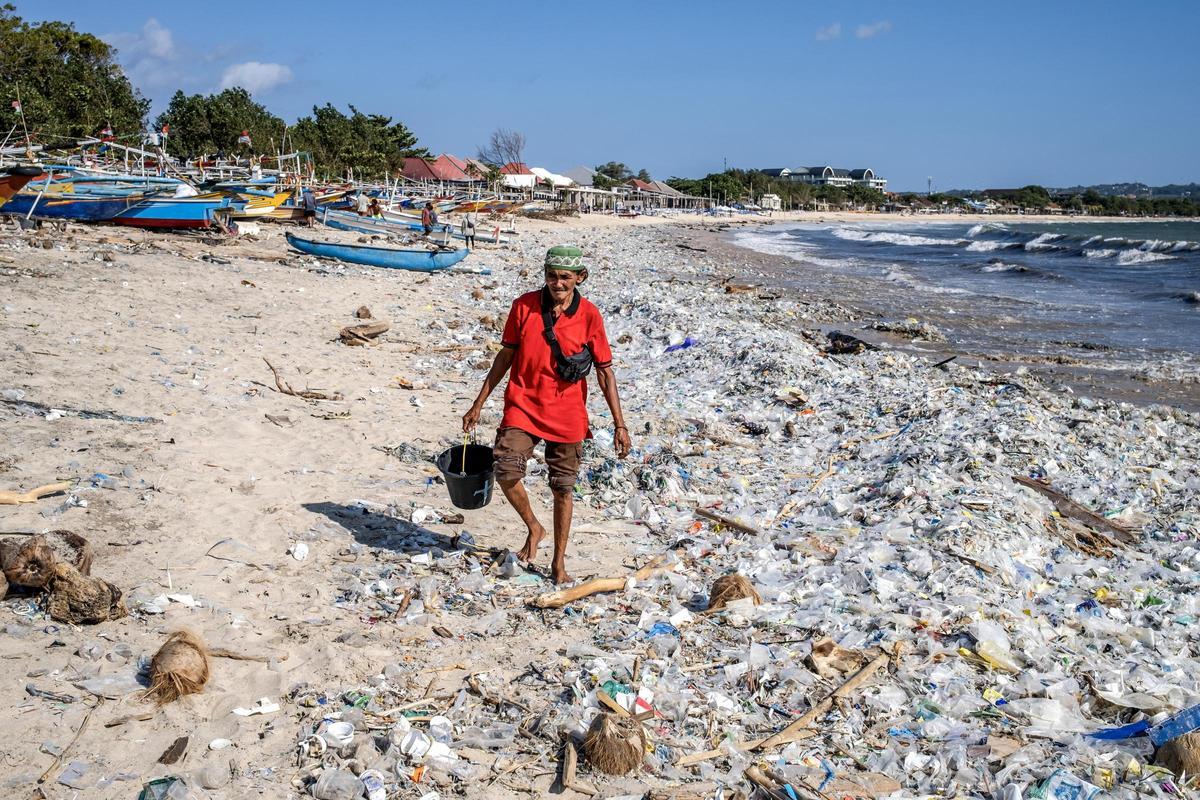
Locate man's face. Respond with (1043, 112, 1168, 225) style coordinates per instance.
(544, 268, 581, 302)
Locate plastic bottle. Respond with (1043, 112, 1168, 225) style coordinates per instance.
(311, 768, 363, 800)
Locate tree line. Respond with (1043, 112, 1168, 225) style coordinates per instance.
(0, 5, 427, 178)
(665, 168, 888, 209)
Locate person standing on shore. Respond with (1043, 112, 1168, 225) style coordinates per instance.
(301, 186, 317, 227)
(421, 202, 438, 236)
(461, 210, 478, 248)
(462, 246, 631, 584)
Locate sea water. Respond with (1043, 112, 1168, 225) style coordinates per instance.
(734, 219, 1200, 358)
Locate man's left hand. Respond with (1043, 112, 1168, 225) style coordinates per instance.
(614, 426, 631, 459)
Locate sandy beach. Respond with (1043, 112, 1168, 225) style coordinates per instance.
(2, 214, 1198, 798)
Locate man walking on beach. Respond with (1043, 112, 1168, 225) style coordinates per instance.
(301, 186, 317, 228)
(463, 246, 631, 584)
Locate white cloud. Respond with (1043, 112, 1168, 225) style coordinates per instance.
(815, 23, 842, 41)
(855, 20, 893, 39)
(103, 18, 175, 60)
(219, 62, 294, 94)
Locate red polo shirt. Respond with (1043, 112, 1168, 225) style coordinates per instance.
(500, 288, 613, 443)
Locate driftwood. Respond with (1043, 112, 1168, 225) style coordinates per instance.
(339, 320, 389, 346)
(0, 481, 71, 505)
(529, 553, 677, 609)
(1011, 475, 1136, 544)
(262, 358, 343, 401)
(694, 507, 760, 536)
(676, 650, 890, 766)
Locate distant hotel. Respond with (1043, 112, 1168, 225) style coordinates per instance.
(760, 166, 887, 191)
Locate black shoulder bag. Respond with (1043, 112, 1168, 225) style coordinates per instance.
(541, 307, 593, 383)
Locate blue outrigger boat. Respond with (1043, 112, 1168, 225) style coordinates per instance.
(286, 232, 468, 272)
(0, 191, 148, 221)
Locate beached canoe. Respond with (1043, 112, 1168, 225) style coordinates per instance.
(0, 165, 44, 204)
(285, 232, 468, 272)
(112, 195, 237, 229)
(320, 207, 509, 245)
(0, 191, 146, 221)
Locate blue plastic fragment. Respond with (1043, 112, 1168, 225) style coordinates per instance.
(1086, 720, 1150, 741)
(1149, 702, 1200, 746)
(645, 621, 680, 638)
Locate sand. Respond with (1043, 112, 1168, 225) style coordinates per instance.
(0, 210, 1194, 797)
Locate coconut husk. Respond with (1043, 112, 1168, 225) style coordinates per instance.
(45, 530, 94, 575)
(583, 712, 645, 776)
(1, 536, 57, 589)
(1157, 732, 1200, 778)
(706, 572, 761, 611)
(144, 629, 210, 705)
(46, 562, 127, 624)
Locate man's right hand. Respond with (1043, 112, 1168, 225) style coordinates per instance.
(462, 404, 481, 432)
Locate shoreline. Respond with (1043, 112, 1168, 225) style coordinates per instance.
(1, 216, 1197, 798)
(704, 216, 1200, 412)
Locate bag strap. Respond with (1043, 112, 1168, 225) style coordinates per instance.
(541, 307, 569, 367)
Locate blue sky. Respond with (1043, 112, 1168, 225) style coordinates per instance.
(24, 1, 1200, 191)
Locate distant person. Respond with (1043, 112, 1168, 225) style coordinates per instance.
(461, 210, 478, 248)
(301, 187, 317, 227)
(368, 197, 384, 218)
(422, 201, 440, 236)
(356, 191, 370, 216)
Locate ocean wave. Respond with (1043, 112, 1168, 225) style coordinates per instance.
(1024, 232, 1064, 251)
(981, 262, 1029, 273)
(885, 267, 973, 294)
(1177, 291, 1200, 305)
(1117, 250, 1177, 265)
(832, 227, 965, 247)
(1084, 248, 1117, 259)
(966, 240, 1020, 252)
(967, 222, 1009, 238)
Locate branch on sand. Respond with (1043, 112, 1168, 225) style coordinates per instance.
(1011, 475, 1137, 545)
(262, 359, 343, 401)
(529, 552, 679, 609)
(339, 320, 390, 346)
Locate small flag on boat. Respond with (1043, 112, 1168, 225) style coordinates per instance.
(10, 100, 20, 113)
(99, 125, 114, 142)
(238, 130, 252, 146)
(161, 123, 169, 138)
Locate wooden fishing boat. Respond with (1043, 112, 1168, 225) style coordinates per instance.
(285, 232, 468, 272)
(112, 195, 238, 229)
(231, 190, 292, 219)
(0, 165, 46, 203)
(0, 191, 146, 221)
(321, 207, 510, 244)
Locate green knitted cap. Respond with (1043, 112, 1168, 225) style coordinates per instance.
(544, 245, 586, 271)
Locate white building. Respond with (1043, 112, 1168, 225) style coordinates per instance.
(761, 166, 887, 191)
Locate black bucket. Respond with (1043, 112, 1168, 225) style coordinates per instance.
(435, 444, 495, 510)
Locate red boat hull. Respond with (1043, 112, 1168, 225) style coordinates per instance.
(0, 170, 41, 204)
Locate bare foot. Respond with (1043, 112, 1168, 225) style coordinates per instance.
(551, 564, 573, 585)
(516, 524, 546, 563)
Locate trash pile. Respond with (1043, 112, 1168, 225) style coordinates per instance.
(281, 224, 1200, 798)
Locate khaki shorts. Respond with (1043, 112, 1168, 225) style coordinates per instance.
(493, 427, 582, 491)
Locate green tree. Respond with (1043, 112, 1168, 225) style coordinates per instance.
(592, 161, 631, 190)
(635, 168, 651, 182)
(155, 87, 285, 156)
(290, 103, 427, 178)
(0, 4, 148, 142)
